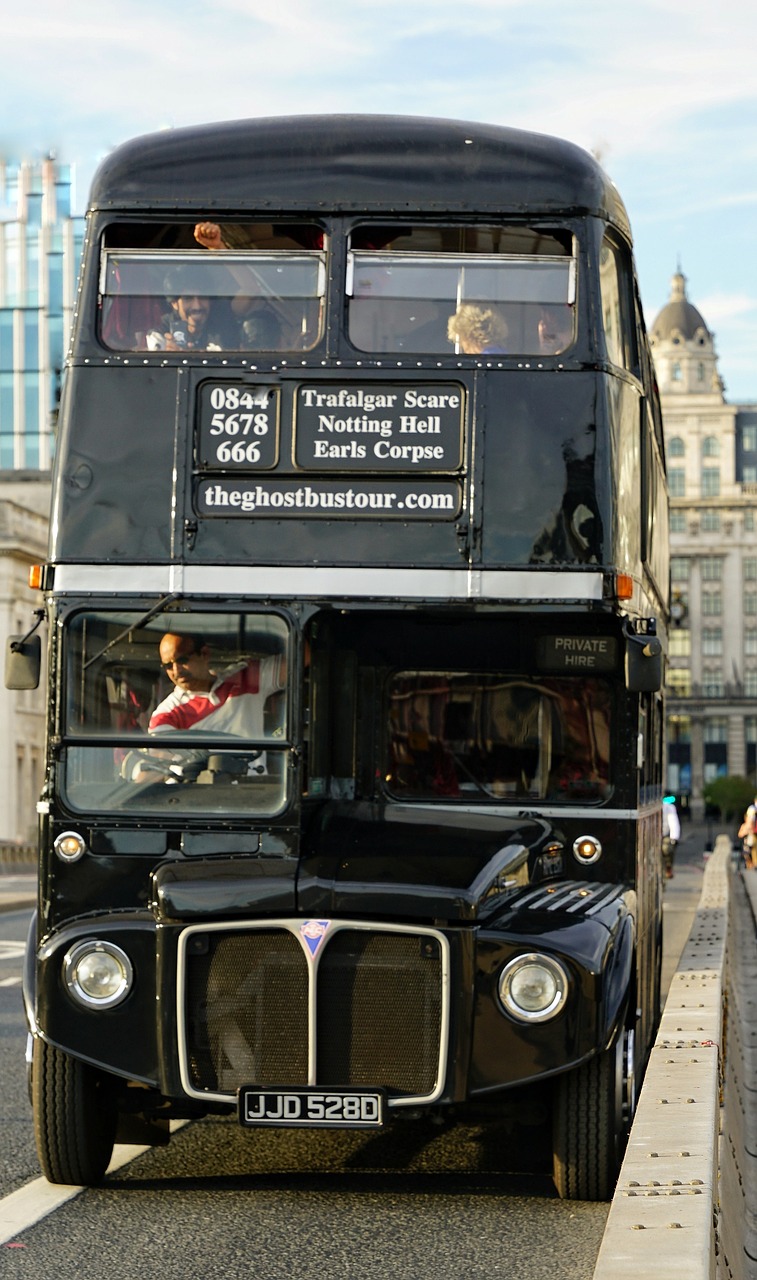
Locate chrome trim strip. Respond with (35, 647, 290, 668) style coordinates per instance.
(176, 918, 451, 1109)
(52, 563, 604, 601)
(411, 804, 641, 821)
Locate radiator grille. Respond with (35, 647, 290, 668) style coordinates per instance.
(182, 924, 445, 1099)
(317, 932, 443, 1094)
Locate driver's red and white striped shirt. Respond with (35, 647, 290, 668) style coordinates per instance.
(149, 655, 283, 739)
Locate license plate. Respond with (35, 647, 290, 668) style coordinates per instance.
(238, 1086, 384, 1128)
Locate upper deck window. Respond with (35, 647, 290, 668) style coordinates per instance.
(347, 224, 576, 356)
(98, 221, 326, 354)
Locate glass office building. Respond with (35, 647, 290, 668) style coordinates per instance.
(0, 157, 84, 470)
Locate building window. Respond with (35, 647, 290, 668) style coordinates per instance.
(745, 558, 757, 581)
(672, 361, 682, 381)
(668, 436, 685, 457)
(745, 594, 757, 616)
(671, 556, 690, 582)
(747, 717, 757, 777)
(704, 718, 728, 744)
(702, 592, 722, 616)
(669, 714, 691, 744)
(702, 436, 720, 458)
(746, 631, 757, 656)
(698, 362, 705, 382)
(703, 716, 728, 781)
(743, 426, 757, 451)
(700, 509, 721, 532)
(744, 466, 757, 484)
(702, 628, 723, 656)
(670, 510, 686, 532)
(702, 672, 723, 697)
(700, 557, 723, 581)
(701, 468, 720, 497)
(745, 671, 757, 698)
(668, 468, 685, 497)
(667, 669, 691, 696)
(746, 511, 756, 532)
(669, 629, 691, 658)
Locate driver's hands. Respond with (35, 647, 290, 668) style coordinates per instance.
(119, 749, 180, 782)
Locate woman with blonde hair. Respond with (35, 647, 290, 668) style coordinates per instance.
(447, 303, 508, 355)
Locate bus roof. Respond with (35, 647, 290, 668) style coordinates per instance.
(89, 114, 631, 237)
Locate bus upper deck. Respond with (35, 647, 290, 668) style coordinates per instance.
(50, 115, 667, 624)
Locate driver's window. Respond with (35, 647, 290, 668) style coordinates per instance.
(61, 610, 289, 816)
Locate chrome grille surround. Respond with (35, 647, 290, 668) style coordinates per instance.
(176, 918, 450, 1109)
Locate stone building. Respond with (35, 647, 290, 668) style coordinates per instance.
(650, 270, 757, 817)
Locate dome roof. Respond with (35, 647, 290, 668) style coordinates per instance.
(651, 271, 710, 342)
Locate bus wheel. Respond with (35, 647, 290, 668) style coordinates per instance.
(551, 1031, 631, 1201)
(32, 1038, 117, 1186)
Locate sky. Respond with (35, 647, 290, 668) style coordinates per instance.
(2, 0, 756, 400)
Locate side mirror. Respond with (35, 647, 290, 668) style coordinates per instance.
(625, 633, 662, 693)
(5, 635, 41, 690)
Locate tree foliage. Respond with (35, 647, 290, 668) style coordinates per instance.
(702, 775, 756, 822)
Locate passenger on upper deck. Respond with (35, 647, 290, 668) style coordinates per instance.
(146, 265, 241, 351)
(447, 304, 508, 355)
(537, 304, 574, 355)
(193, 220, 300, 351)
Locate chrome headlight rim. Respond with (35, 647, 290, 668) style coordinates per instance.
(572, 833, 603, 865)
(63, 939, 134, 1009)
(53, 829, 87, 863)
(497, 951, 569, 1023)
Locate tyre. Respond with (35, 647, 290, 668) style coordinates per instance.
(552, 1030, 632, 1201)
(32, 1037, 117, 1186)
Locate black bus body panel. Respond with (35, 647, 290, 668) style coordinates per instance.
(51, 365, 638, 576)
(87, 115, 631, 238)
(30, 814, 638, 1104)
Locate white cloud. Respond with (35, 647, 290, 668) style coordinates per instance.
(699, 294, 757, 324)
(3, 0, 756, 397)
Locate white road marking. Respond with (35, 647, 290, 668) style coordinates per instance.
(0, 1122, 189, 1245)
(0, 976, 21, 987)
(0, 942, 25, 960)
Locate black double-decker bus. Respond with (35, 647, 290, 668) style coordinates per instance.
(9, 116, 669, 1200)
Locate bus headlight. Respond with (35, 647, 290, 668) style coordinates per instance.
(573, 834, 602, 864)
(63, 940, 133, 1009)
(498, 953, 568, 1022)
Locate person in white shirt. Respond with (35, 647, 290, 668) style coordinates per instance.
(662, 795, 680, 879)
(150, 632, 285, 738)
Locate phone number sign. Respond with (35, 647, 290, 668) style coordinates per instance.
(197, 383, 279, 469)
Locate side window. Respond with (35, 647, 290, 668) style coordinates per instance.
(599, 235, 637, 371)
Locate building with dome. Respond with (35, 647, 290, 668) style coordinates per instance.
(650, 271, 757, 817)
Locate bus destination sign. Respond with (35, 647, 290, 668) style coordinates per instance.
(294, 383, 465, 471)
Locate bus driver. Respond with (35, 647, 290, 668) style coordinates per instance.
(124, 632, 286, 782)
(150, 632, 286, 738)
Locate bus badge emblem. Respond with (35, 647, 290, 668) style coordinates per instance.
(300, 919, 331, 957)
